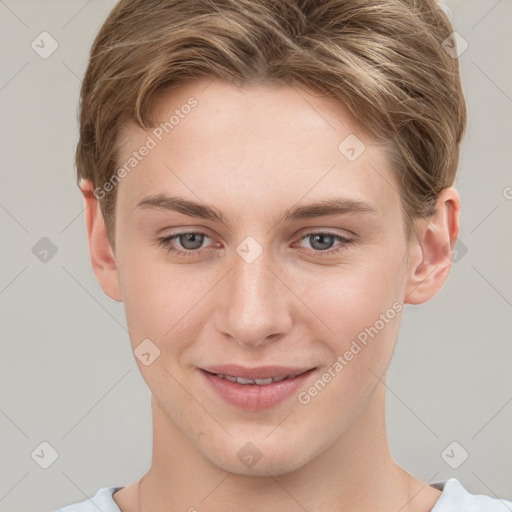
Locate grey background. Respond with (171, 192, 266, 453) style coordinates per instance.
(1, 1, 511, 511)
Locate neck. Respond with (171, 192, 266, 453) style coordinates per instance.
(138, 384, 433, 512)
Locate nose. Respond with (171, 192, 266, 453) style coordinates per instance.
(214, 248, 293, 348)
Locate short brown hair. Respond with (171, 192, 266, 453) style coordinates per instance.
(76, 0, 466, 248)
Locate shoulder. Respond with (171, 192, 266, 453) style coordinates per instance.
(431, 478, 512, 512)
(52, 487, 123, 512)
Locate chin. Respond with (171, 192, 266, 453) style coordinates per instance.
(212, 450, 309, 478)
(199, 433, 316, 478)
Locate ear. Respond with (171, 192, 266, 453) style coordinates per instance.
(404, 187, 460, 305)
(80, 179, 123, 302)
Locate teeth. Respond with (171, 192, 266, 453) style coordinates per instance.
(236, 376, 256, 384)
(214, 373, 298, 385)
(253, 378, 273, 385)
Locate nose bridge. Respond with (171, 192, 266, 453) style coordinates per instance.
(216, 243, 291, 346)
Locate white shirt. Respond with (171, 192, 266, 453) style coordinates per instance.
(53, 478, 512, 511)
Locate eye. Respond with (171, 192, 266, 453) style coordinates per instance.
(157, 230, 354, 258)
(296, 231, 353, 257)
(157, 231, 214, 257)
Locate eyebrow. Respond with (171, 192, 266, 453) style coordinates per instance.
(136, 194, 380, 224)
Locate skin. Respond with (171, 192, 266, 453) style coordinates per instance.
(81, 78, 459, 512)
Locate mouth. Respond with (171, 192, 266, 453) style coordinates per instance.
(206, 372, 302, 385)
(198, 365, 317, 410)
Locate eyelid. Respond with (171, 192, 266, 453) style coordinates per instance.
(294, 231, 354, 255)
(296, 225, 355, 239)
(157, 230, 216, 253)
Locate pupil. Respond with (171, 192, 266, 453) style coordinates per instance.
(311, 234, 333, 251)
(180, 233, 203, 250)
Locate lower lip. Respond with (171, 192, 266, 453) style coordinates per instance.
(200, 368, 317, 411)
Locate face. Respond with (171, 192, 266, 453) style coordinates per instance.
(111, 78, 416, 476)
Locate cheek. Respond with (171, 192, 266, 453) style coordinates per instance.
(294, 251, 406, 344)
(118, 243, 217, 349)
(292, 258, 405, 425)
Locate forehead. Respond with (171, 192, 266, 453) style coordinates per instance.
(115, 78, 400, 221)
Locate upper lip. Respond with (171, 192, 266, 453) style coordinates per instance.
(199, 365, 316, 380)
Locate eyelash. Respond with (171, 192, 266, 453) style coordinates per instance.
(157, 230, 353, 258)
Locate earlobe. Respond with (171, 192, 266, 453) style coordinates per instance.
(80, 180, 123, 302)
(404, 187, 460, 305)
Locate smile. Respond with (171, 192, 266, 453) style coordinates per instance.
(207, 372, 300, 385)
(199, 367, 317, 410)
